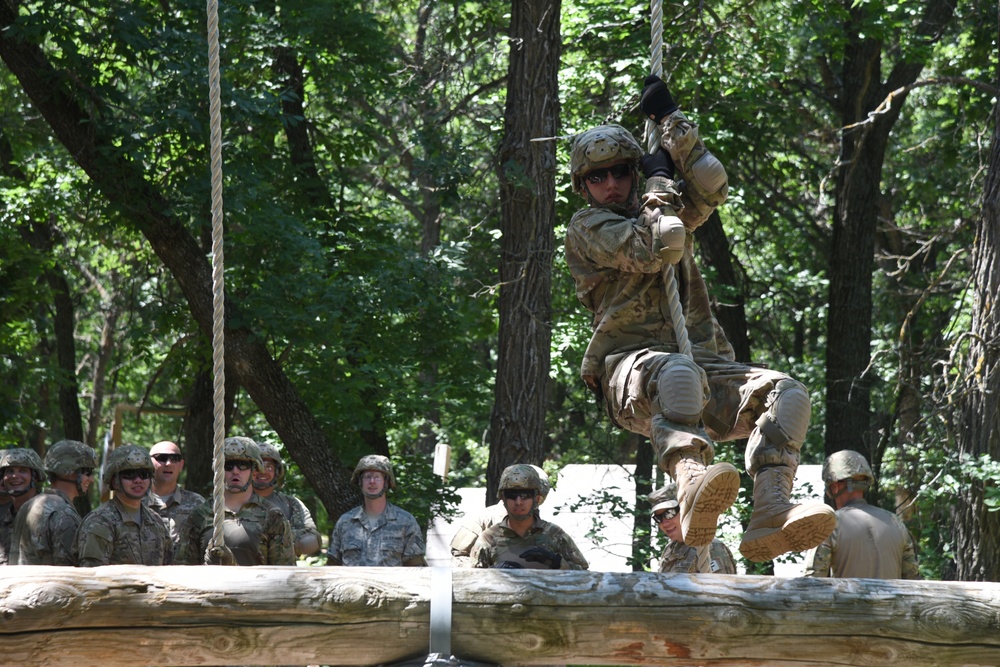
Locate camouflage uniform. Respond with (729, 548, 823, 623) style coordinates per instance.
(471, 516, 589, 570)
(9, 488, 82, 565)
(657, 539, 736, 574)
(450, 503, 508, 568)
(175, 494, 295, 566)
(0, 503, 13, 565)
(327, 502, 426, 566)
(77, 497, 172, 566)
(261, 490, 322, 554)
(803, 498, 920, 579)
(143, 485, 205, 552)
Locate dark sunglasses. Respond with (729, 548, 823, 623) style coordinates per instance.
(151, 453, 184, 464)
(503, 489, 535, 501)
(585, 163, 632, 184)
(653, 508, 679, 524)
(224, 460, 253, 472)
(118, 469, 152, 481)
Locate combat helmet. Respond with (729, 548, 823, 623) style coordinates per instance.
(44, 440, 98, 477)
(822, 450, 875, 492)
(351, 454, 396, 490)
(496, 463, 544, 500)
(570, 124, 643, 195)
(529, 465, 552, 505)
(0, 448, 45, 482)
(255, 441, 285, 488)
(223, 436, 265, 473)
(104, 445, 154, 480)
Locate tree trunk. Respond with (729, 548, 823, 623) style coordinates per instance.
(952, 77, 1000, 582)
(486, 0, 561, 498)
(823, 0, 956, 457)
(4, 566, 1000, 666)
(0, 2, 358, 520)
(695, 211, 750, 363)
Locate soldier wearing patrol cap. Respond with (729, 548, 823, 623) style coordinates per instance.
(252, 441, 322, 557)
(326, 454, 427, 566)
(804, 450, 920, 579)
(175, 436, 295, 566)
(648, 483, 736, 574)
(565, 75, 835, 562)
(469, 464, 588, 570)
(77, 444, 172, 566)
(9, 440, 97, 565)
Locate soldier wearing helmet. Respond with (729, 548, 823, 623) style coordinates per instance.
(8, 440, 96, 565)
(0, 448, 44, 565)
(647, 483, 736, 574)
(326, 455, 426, 567)
(0, 449, 12, 564)
(450, 464, 552, 567)
(76, 444, 171, 566)
(565, 75, 834, 563)
(176, 436, 294, 566)
(469, 464, 588, 570)
(804, 450, 920, 579)
(144, 440, 205, 553)
(252, 441, 322, 557)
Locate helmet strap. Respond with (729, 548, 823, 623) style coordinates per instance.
(363, 487, 387, 500)
(113, 475, 149, 501)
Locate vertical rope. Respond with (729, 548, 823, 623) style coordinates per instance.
(648, 0, 708, 573)
(206, 0, 227, 554)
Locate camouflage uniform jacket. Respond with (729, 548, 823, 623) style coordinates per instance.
(470, 516, 589, 570)
(77, 497, 172, 566)
(9, 489, 81, 566)
(804, 498, 920, 579)
(0, 503, 14, 565)
(175, 493, 295, 566)
(262, 490, 322, 552)
(327, 502, 426, 566)
(143, 485, 205, 551)
(450, 502, 508, 568)
(657, 538, 736, 574)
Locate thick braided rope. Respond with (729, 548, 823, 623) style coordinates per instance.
(648, 0, 710, 574)
(206, 0, 227, 555)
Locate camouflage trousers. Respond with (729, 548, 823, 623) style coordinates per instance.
(601, 346, 806, 474)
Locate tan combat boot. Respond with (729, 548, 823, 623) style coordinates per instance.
(671, 452, 740, 547)
(739, 464, 836, 562)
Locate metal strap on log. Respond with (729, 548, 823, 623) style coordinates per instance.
(2, 566, 997, 667)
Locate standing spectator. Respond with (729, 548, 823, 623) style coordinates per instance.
(77, 445, 171, 566)
(450, 465, 551, 568)
(144, 440, 205, 554)
(648, 483, 736, 574)
(11, 440, 96, 565)
(175, 437, 294, 566)
(804, 450, 920, 579)
(470, 464, 589, 570)
(253, 441, 322, 557)
(0, 448, 45, 564)
(326, 455, 426, 567)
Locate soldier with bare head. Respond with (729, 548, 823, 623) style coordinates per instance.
(144, 440, 205, 554)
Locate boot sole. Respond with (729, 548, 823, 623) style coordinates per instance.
(739, 509, 837, 562)
(682, 463, 739, 547)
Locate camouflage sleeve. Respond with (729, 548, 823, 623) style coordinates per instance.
(710, 540, 737, 575)
(657, 110, 728, 230)
(566, 208, 666, 276)
(47, 508, 81, 566)
(174, 505, 208, 565)
(77, 514, 114, 567)
(325, 516, 346, 565)
(265, 509, 296, 565)
(401, 514, 427, 566)
(802, 542, 832, 577)
(287, 495, 322, 551)
(469, 532, 497, 569)
(897, 518, 921, 580)
(550, 527, 589, 571)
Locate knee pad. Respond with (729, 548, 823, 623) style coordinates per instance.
(756, 379, 811, 448)
(655, 357, 709, 425)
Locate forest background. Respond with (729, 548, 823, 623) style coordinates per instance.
(1, 0, 999, 580)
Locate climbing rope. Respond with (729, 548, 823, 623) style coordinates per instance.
(647, 0, 710, 574)
(206, 0, 228, 557)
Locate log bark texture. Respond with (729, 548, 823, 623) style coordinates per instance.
(2, 567, 999, 667)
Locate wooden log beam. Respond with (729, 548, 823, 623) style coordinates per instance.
(1, 566, 998, 666)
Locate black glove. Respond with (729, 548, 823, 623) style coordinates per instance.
(640, 151, 675, 180)
(640, 75, 678, 123)
(519, 546, 562, 570)
(494, 560, 524, 569)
